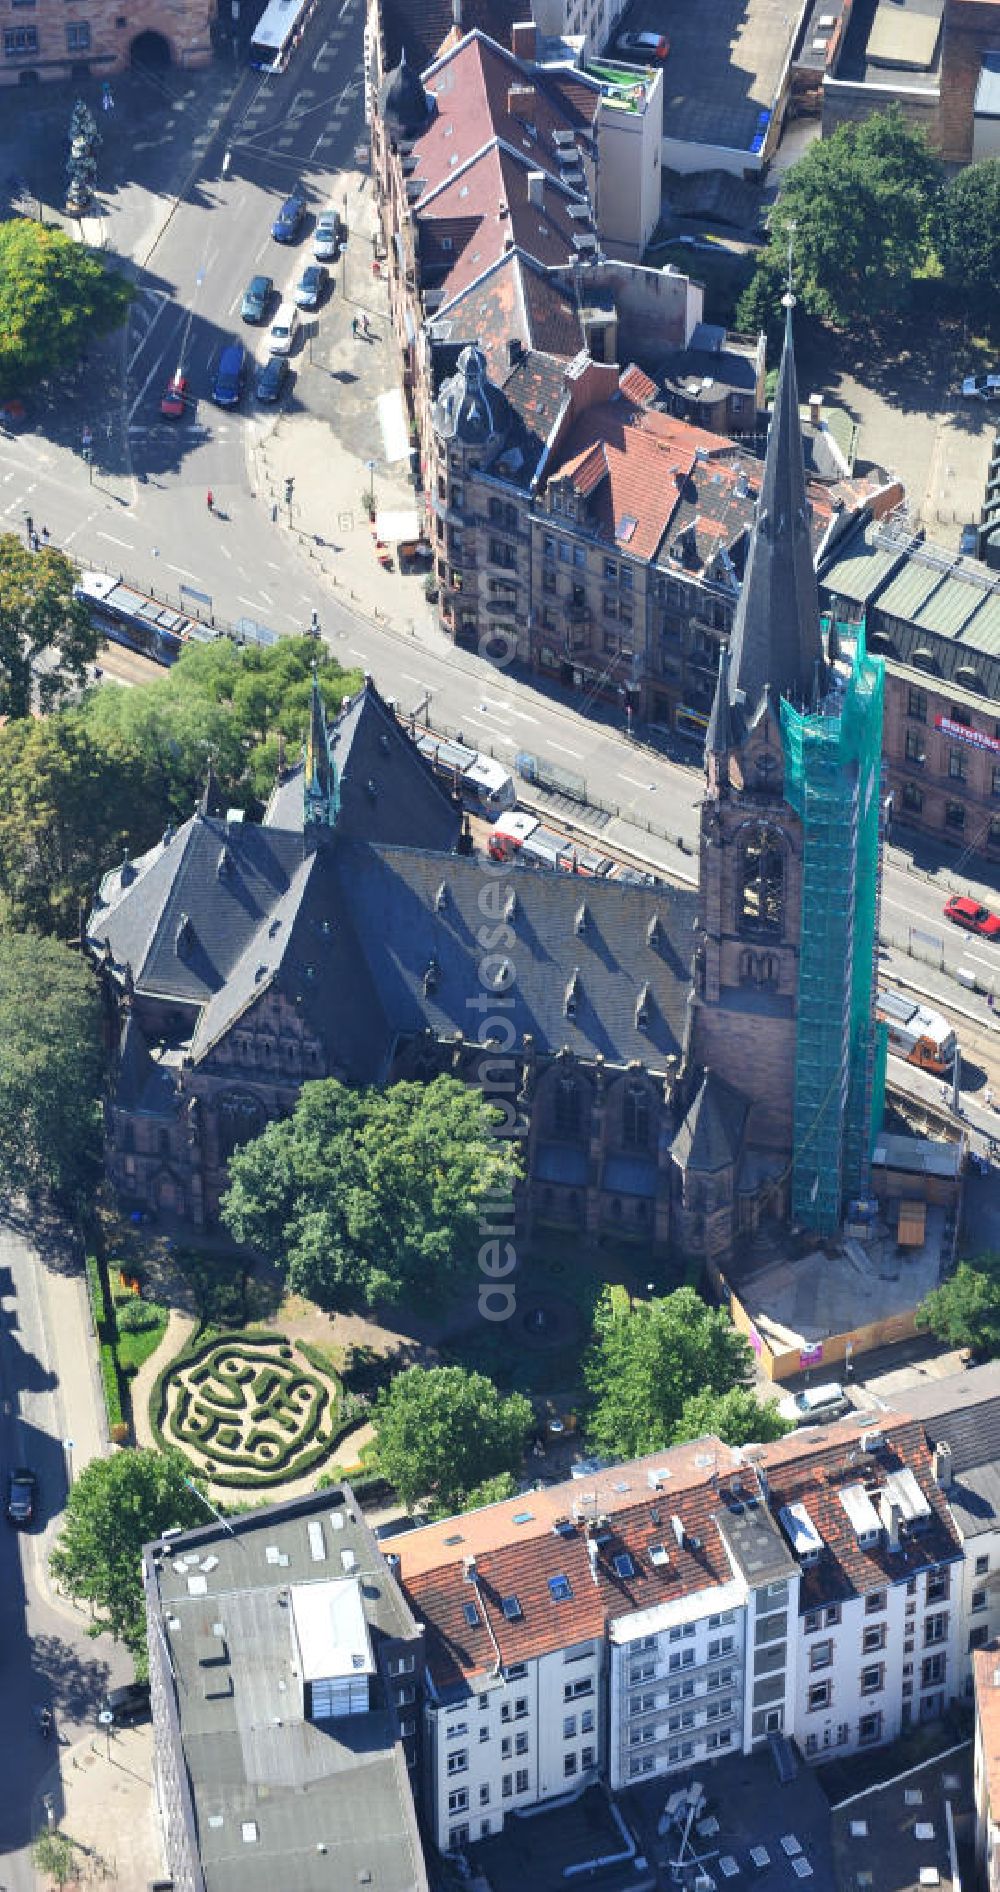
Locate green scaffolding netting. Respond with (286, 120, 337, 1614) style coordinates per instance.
(781, 623, 886, 1232)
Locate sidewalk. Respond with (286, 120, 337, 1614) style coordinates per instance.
(35, 1725, 162, 1890)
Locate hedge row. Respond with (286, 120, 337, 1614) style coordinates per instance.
(85, 1253, 110, 1339)
(148, 1327, 368, 1489)
(100, 1343, 125, 1436)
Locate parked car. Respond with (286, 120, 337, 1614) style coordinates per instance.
(256, 354, 290, 403)
(312, 210, 343, 260)
(240, 273, 274, 323)
(271, 190, 306, 243)
(0, 397, 27, 430)
(212, 341, 245, 408)
(99, 1682, 151, 1727)
(777, 1383, 849, 1426)
(267, 301, 299, 355)
(960, 373, 1000, 400)
(960, 523, 980, 557)
(159, 371, 188, 419)
(293, 263, 328, 309)
(944, 893, 1000, 938)
(6, 1467, 36, 1525)
(618, 29, 670, 58)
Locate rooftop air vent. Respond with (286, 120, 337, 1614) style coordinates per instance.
(435, 881, 449, 912)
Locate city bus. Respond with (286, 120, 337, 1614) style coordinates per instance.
(876, 988, 958, 1075)
(248, 0, 316, 70)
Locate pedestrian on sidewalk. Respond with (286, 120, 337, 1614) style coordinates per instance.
(41, 525, 50, 544)
(351, 315, 358, 337)
(987, 1086, 993, 1111)
(206, 489, 214, 513)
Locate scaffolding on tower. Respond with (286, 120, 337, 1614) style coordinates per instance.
(781, 621, 887, 1233)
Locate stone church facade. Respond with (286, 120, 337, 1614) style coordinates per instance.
(88, 316, 884, 1262)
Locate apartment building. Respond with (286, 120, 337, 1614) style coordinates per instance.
(819, 515, 1000, 861)
(975, 1645, 1000, 1892)
(390, 1415, 963, 1853)
(868, 1363, 1000, 1698)
(143, 1486, 428, 1892)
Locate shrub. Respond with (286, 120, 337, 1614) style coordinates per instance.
(85, 1254, 109, 1339)
(99, 1342, 125, 1437)
(116, 1296, 167, 1334)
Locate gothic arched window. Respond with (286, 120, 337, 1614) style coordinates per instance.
(555, 1076, 581, 1138)
(217, 1089, 268, 1162)
(739, 825, 784, 935)
(623, 1082, 650, 1150)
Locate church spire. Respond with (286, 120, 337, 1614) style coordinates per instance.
(725, 281, 823, 730)
(303, 668, 338, 830)
(705, 643, 734, 761)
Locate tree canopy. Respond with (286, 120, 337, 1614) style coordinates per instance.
(0, 931, 103, 1204)
(221, 1076, 520, 1310)
(738, 107, 943, 333)
(583, 1286, 757, 1460)
(374, 1365, 532, 1513)
(674, 1385, 791, 1449)
(916, 1255, 1000, 1357)
(0, 534, 100, 720)
(0, 637, 360, 935)
(0, 220, 133, 399)
(50, 1448, 207, 1660)
(936, 160, 1000, 314)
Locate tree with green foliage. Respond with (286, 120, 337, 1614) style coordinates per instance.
(674, 1385, 792, 1448)
(583, 1286, 756, 1460)
(0, 714, 153, 934)
(916, 1255, 1000, 1357)
(222, 1075, 520, 1310)
(0, 638, 360, 936)
(374, 1366, 532, 1513)
(0, 534, 100, 719)
(463, 1470, 520, 1511)
(50, 1448, 207, 1659)
(0, 932, 102, 1204)
(737, 107, 943, 333)
(936, 159, 1000, 314)
(33, 1829, 76, 1888)
(0, 220, 132, 399)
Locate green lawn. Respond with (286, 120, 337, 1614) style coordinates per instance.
(116, 1307, 169, 1375)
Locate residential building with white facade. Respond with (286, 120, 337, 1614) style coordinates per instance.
(390, 1416, 965, 1852)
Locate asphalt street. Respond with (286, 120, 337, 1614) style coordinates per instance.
(0, 1220, 130, 1890)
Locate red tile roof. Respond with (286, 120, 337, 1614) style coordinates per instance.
(757, 1414, 962, 1609)
(391, 1418, 962, 1696)
(434, 253, 584, 380)
(619, 364, 658, 406)
(412, 35, 594, 203)
(418, 145, 587, 306)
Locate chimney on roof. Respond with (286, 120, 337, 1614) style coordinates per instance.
(587, 1539, 599, 1587)
(508, 82, 535, 118)
(452, 0, 461, 24)
(507, 337, 523, 366)
(878, 1492, 904, 1554)
(808, 392, 823, 427)
(527, 170, 545, 208)
(511, 19, 537, 58)
(933, 1441, 953, 1490)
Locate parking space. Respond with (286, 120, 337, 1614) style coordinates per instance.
(611, 0, 800, 155)
(795, 323, 996, 546)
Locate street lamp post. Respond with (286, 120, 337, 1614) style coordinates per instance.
(63, 1436, 75, 1490)
(365, 458, 376, 518)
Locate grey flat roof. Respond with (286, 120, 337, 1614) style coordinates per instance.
(715, 1496, 800, 1586)
(146, 1490, 426, 1892)
(622, 0, 803, 153)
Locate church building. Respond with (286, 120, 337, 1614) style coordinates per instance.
(87, 313, 886, 1262)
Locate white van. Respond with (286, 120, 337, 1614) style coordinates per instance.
(267, 301, 298, 356)
(777, 1381, 849, 1426)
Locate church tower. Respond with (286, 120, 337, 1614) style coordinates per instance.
(690, 303, 885, 1237)
(303, 670, 339, 834)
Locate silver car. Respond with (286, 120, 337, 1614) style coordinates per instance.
(312, 212, 341, 261)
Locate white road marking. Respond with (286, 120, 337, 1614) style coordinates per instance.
(97, 531, 134, 549)
(402, 671, 429, 685)
(619, 773, 653, 790)
(238, 595, 260, 608)
(126, 289, 170, 373)
(544, 739, 584, 759)
(219, 544, 234, 560)
(166, 562, 200, 579)
(463, 720, 516, 749)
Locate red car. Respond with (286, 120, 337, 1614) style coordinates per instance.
(160, 371, 188, 419)
(944, 894, 1000, 938)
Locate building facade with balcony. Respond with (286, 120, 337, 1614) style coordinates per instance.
(391, 1413, 965, 1853)
(819, 516, 1000, 860)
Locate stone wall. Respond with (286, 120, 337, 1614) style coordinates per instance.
(0, 0, 214, 83)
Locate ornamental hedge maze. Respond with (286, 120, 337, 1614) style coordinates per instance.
(161, 1333, 341, 1489)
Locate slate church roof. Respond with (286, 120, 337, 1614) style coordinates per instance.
(88, 677, 701, 1091)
